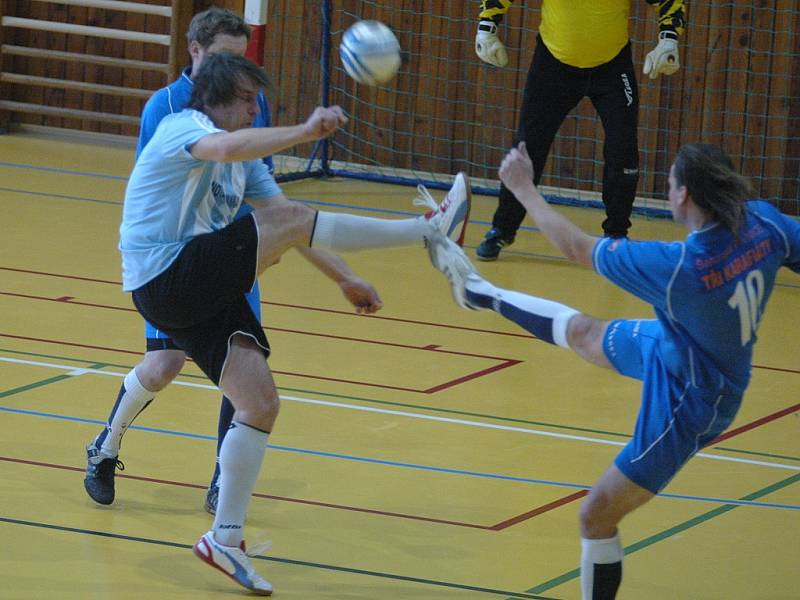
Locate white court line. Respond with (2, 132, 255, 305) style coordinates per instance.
(2, 355, 798, 471)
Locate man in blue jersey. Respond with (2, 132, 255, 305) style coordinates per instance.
(427, 142, 800, 600)
(112, 53, 470, 594)
(84, 8, 275, 515)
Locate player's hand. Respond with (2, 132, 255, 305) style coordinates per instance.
(304, 106, 348, 140)
(475, 20, 508, 68)
(643, 31, 680, 79)
(499, 142, 535, 196)
(339, 277, 383, 314)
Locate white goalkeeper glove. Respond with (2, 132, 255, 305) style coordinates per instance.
(643, 31, 680, 79)
(475, 20, 508, 67)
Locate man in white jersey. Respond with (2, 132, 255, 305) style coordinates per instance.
(118, 52, 470, 595)
(84, 6, 275, 516)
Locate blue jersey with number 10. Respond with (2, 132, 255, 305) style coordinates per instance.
(594, 201, 800, 392)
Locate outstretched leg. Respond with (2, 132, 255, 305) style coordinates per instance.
(250, 173, 471, 275)
(426, 231, 613, 365)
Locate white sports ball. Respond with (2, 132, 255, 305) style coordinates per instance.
(339, 20, 401, 86)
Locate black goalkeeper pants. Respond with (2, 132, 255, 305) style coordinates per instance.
(493, 36, 640, 239)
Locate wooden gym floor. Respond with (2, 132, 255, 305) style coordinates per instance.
(0, 129, 798, 599)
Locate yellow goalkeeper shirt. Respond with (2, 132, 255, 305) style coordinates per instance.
(479, 0, 686, 69)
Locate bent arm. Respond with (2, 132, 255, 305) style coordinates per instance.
(499, 143, 597, 268)
(296, 247, 383, 314)
(191, 124, 314, 163)
(191, 105, 347, 163)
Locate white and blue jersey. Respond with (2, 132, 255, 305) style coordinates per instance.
(135, 66, 274, 340)
(120, 109, 281, 292)
(592, 201, 800, 492)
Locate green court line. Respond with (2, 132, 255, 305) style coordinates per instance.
(2, 347, 799, 465)
(0, 362, 107, 399)
(0, 516, 561, 599)
(0, 374, 74, 398)
(714, 446, 800, 463)
(523, 472, 800, 596)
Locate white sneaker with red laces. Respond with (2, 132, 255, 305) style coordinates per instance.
(425, 230, 483, 310)
(415, 171, 472, 247)
(193, 530, 273, 595)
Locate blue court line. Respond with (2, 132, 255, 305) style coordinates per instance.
(2, 404, 798, 512)
(0, 186, 121, 205)
(0, 516, 560, 599)
(3, 182, 799, 288)
(0, 161, 129, 180)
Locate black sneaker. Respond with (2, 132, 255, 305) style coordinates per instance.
(475, 228, 514, 261)
(84, 445, 124, 505)
(204, 483, 219, 515)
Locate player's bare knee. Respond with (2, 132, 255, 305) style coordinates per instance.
(240, 388, 279, 431)
(138, 351, 185, 391)
(254, 201, 315, 243)
(261, 386, 281, 420)
(284, 202, 316, 243)
(567, 314, 598, 348)
(579, 489, 615, 538)
(567, 316, 611, 367)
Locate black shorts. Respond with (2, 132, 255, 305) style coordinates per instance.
(132, 215, 270, 385)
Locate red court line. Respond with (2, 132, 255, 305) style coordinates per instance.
(265, 300, 534, 339)
(1, 265, 533, 338)
(0, 326, 521, 394)
(494, 401, 800, 528)
(489, 490, 589, 531)
(2, 332, 141, 355)
(0, 266, 119, 285)
(0, 455, 494, 530)
(710, 402, 800, 444)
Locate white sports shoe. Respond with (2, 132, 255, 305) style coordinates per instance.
(414, 172, 471, 246)
(425, 230, 483, 310)
(193, 531, 273, 595)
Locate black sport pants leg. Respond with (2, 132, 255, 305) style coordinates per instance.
(492, 38, 585, 237)
(589, 44, 640, 238)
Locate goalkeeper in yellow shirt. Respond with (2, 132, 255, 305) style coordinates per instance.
(474, 0, 686, 260)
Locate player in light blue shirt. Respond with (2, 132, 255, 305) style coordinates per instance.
(86, 52, 471, 595)
(427, 141, 800, 600)
(84, 8, 276, 517)
(120, 109, 282, 290)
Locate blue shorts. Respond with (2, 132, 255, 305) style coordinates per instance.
(603, 319, 742, 493)
(145, 281, 261, 351)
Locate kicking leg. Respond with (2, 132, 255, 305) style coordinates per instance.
(250, 173, 471, 273)
(426, 232, 613, 365)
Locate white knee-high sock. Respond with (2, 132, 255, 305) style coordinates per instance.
(95, 369, 155, 457)
(213, 421, 269, 547)
(581, 534, 623, 600)
(466, 279, 578, 348)
(310, 211, 429, 252)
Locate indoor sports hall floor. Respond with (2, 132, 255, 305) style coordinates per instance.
(1, 129, 798, 599)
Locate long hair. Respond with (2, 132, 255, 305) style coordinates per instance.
(186, 7, 250, 47)
(672, 144, 753, 234)
(188, 53, 271, 111)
